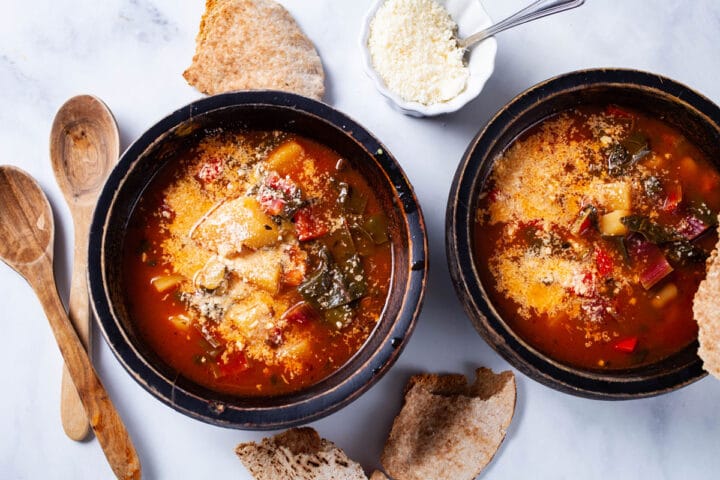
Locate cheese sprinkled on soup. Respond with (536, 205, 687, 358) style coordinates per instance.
(475, 105, 720, 369)
(124, 131, 392, 396)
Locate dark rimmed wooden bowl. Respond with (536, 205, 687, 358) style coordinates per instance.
(88, 91, 428, 428)
(447, 69, 720, 399)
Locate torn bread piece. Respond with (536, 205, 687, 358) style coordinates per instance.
(694, 216, 720, 379)
(381, 368, 516, 480)
(236, 427, 367, 480)
(369, 471, 389, 480)
(184, 0, 325, 99)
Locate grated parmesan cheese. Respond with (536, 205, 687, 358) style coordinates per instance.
(368, 0, 469, 105)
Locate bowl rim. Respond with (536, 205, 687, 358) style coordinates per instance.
(359, 0, 497, 117)
(446, 68, 716, 399)
(88, 90, 428, 428)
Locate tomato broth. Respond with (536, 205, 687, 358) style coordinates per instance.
(123, 130, 392, 396)
(474, 105, 720, 370)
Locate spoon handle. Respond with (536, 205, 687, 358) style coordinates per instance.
(60, 214, 93, 440)
(459, 0, 585, 49)
(29, 257, 141, 480)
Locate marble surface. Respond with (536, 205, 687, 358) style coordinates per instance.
(1, 0, 719, 478)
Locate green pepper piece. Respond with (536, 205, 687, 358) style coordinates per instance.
(324, 222, 356, 263)
(323, 305, 353, 329)
(350, 225, 375, 256)
(621, 215, 683, 244)
(337, 182, 367, 214)
(363, 214, 389, 244)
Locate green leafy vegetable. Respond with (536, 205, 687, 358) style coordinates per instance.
(606, 132, 650, 176)
(621, 215, 683, 244)
(298, 245, 366, 312)
(350, 225, 375, 256)
(324, 223, 356, 262)
(621, 132, 651, 163)
(337, 182, 367, 214)
(606, 143, 630, 176)
(363, 214, 389, 244)
(323, 305, 353, 329)
(664, 241, 710, 266)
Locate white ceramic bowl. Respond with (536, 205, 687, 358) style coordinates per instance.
(360, 0, 497, 117)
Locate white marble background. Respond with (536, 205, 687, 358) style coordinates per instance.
(1, 0, 719, 478)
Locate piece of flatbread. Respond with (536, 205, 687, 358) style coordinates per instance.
(183, 0, 325, 99)
(236, 427, 367, 480)
(368, 471, 389, 480)
(381, 368, 516, 480)
(694, 216, 720, 379)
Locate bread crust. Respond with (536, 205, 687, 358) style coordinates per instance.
(184, 0, 325, 99)
(694, 216, 720, 379)
(236, 427, 367, 480)
(381, 368, 516, 480)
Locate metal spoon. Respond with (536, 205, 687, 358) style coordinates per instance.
(0, 166, 141, 480)
(50, 95, 119, 441)
(458, 0, 585, 50)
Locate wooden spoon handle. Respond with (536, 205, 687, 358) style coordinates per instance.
(60, 215, 93, 440)
(31, 257, 141, 480)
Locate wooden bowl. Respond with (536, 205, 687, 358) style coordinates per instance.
(88, 91, 428, 428)
(446, 69, 720, 399)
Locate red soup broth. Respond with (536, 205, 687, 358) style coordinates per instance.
(123, 131, 392, 396)
(474, 105, 719, 370)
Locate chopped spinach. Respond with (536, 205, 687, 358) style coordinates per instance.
(621, 132, 651, 163)
(621, 215, 683, 244)
(298, 245, 366, 313)
(606, 132, 650, 176)
(606, 143, 630, 176)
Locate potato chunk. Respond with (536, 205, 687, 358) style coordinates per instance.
(599, 210, 631, 236)
(266, 140, 304, 175)
(193, 196, 279, 256)
(227, 249, 283, 294)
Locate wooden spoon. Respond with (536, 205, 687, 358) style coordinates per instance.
(0, 166, 141, 480)
(50, 95, 119, 441)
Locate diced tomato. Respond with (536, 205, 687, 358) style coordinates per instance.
(662, 183, 683, 212)
(265, 172, 296, 196)
(293, 206, 328, 241)
(613, 337, 638, 353)
(606, 105, 633, 118)
(595, 247, 614, 277)
(259, 194, 286, 216)
(217, 351, 248, 377)
(196, 156, 224, 184)
(281, 302, 318, 325)
(487, 189, 499, 203)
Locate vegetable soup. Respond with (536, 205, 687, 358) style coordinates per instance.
(123, 130, 391, 396)
(474, 105, 720, 370)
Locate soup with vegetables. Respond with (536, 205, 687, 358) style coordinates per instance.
(475, 105, 719, 370)
(123, 131, 391, 396)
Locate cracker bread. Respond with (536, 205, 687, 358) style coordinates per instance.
(694, 216, 720, 379)
(184, 0, 325, 99)
(381, 368, 516, 480)
(236, 427, 367, 480)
